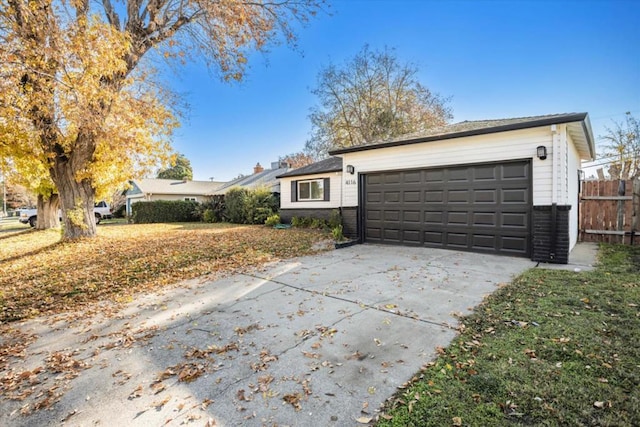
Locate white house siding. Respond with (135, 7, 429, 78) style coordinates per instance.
(280, 172, 342, 209)
(340, 126, 556, 207)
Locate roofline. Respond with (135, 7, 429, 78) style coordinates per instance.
(276, 166, 342, 179)
(582, 115, 596, 160)
(329, 112, 590, 155)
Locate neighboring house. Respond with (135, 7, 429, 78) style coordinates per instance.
(126, 162, 290, 215)
(280, 113, 595, 264)
(277, 156, 343, 222)
(125, 179, 224, 216)
(212, 162, 290, 195)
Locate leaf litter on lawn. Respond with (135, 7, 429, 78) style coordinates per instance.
(0, 223, 333, 323)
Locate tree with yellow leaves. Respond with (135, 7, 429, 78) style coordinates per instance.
(0, 0, 324, 239)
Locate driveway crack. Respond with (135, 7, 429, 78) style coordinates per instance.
(243, 273, 457, 330)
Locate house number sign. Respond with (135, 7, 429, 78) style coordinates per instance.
(345, 179, 357, 185)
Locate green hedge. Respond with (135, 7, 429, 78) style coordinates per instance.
(131, 200, 199, 223)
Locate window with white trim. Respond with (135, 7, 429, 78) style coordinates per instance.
(298, 179, 324, 201)
(184, 197, 197, 202)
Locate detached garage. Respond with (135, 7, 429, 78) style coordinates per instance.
(280, 113, 595, 264)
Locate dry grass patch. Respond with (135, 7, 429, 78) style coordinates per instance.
(0, 223, 332, 322)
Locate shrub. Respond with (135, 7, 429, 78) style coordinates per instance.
(328, 209, 342, 229)
(112, 204, 127, 218)
(332, 224, 345, 242)
(132, 200, 199, 223)
(245, 187, 278, 224)
(291, 216, 329, 230)
(265, 214, 280, 227)
(224, 186, 278, 224)
(224, 188, 250, 223)
(196, 195, 225, 223)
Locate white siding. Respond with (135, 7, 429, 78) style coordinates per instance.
(280, 172, 342, 209)
(340, 127, 555, 206)
(567, 131, 581, 250)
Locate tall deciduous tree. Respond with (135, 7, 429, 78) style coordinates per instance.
(279, 152, 314, 168)
(0, 0, 324, 239)
(157, 153, 193, 180)
(305, 45, 452, 159)
(600, 113, 640, 179)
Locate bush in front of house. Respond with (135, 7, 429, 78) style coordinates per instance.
(224, 188, 250, 223)
(245, 187, 279, 224)
(291, 210, 343, 231)
(265, 213, 280, 227)
(132, 200, 199, 223)
(224, 187, 278, 224)
(196, 195, 225, 223)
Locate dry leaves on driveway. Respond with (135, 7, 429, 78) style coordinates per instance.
(0, 223, 332, 323)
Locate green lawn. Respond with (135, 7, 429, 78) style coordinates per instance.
(378, 244, 640, 427)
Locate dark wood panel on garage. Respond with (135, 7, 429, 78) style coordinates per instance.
(363, 161, 531, 257)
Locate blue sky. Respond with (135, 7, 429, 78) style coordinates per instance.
(166, 0, 639, 181)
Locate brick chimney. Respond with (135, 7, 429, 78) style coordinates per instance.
(253, 162, 264, 174)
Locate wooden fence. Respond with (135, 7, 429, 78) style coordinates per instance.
(579, 179, 638, 244)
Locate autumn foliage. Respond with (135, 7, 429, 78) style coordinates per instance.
(0, 0, 324, 239)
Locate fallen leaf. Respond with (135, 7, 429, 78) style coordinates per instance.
(355, 416, 372, 424)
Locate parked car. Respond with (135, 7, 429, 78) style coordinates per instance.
(19, 202, 113, 227)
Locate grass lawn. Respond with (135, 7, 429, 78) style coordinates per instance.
(378, 244, 640, 427)
(0, 222, 331, 323)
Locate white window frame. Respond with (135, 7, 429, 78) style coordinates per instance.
(184, 197, 197, 202)
(297, 179, 324, 201)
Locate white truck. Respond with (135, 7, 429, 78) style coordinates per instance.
(19, 201, 112, 227)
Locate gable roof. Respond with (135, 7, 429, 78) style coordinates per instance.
(329, 113, 595, 160)
(276, 157, 343, 178)
(212, 166, 289, 195)
(128, 179, 225, 196)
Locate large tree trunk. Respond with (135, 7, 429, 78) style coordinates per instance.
(35, 193, 60, 230)
(51, 151, 97, 240)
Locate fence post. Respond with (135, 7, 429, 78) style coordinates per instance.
(633, 178, 640, 244)
(617, 180, 625, 243)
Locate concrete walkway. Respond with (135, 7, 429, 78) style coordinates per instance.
(1, 245, 534, 426)
(535, 242, 600, 272)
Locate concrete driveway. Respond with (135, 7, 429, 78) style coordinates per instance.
(1, 245, 534, 426)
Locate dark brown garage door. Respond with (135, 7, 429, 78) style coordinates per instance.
(364, 161, 531, 256)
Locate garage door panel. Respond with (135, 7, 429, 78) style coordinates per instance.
(447, 233, 469, 247)
(425, 211, 443, 224)
(384, 210, 400, 221)
(364, 160, 531, 257)
(472, 234, 496, 250)
(425, 190, 444, 202)
(502, 188, 528, 203)
(383, 191, 400, 203)
(473, 212, 497, 226)
(447, 211, 469, 225)
(383, 228, 400, 241)
(474, 165, 498, 181)
(474, 189, 498, 203)
(447, 190, 469, 203)
(502, 163, 529, 179)
(404, 191, 421, 203)
(502, 212, 528, 228)
(425, 170, 445, 183)
(367, 210, 382, 221)
(367, 192, 382, 203)
(449, 168, 471, 182)
(403, 211, 421, 222)
(403, 171, 421, 183)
